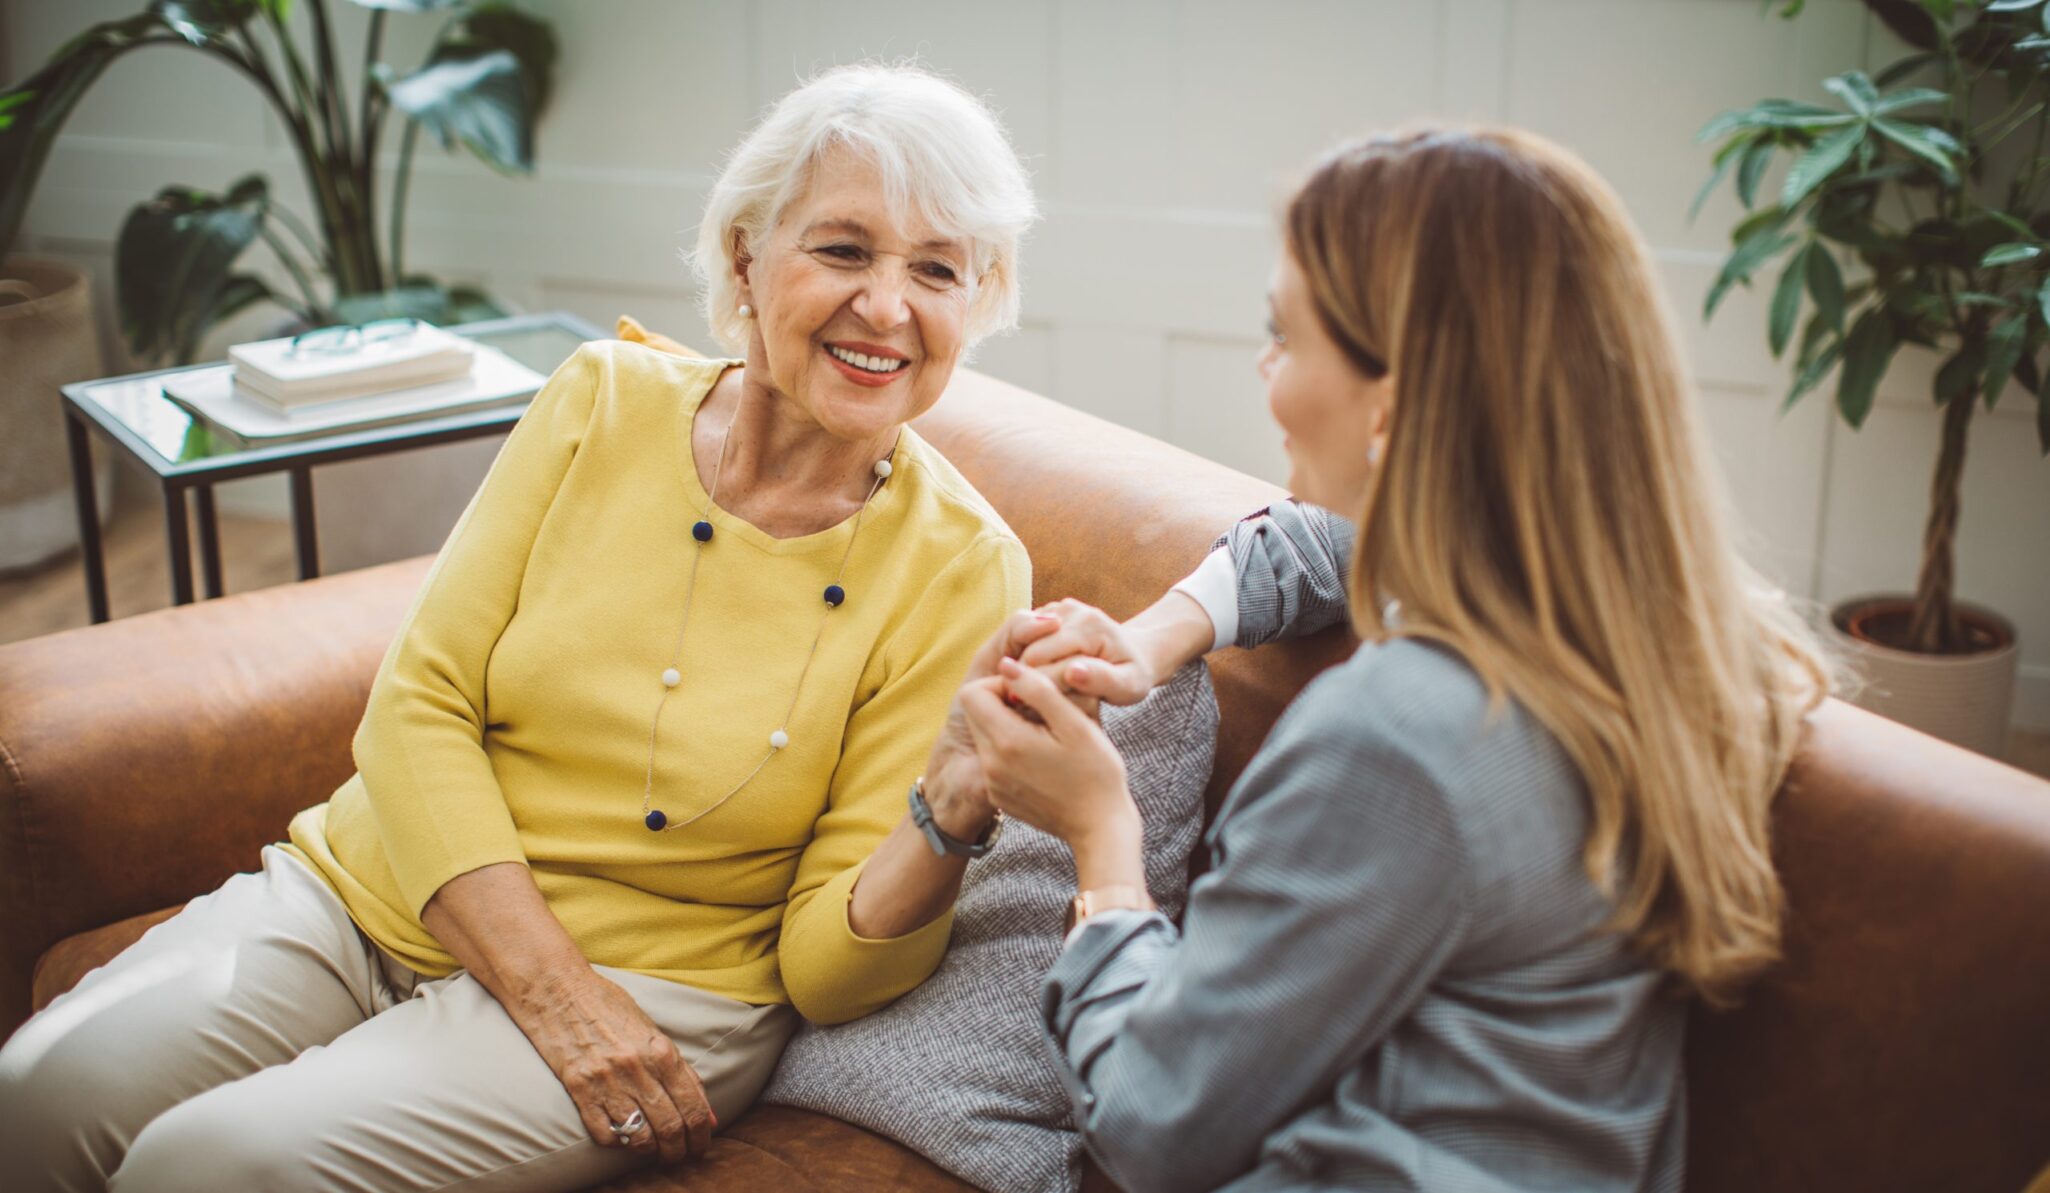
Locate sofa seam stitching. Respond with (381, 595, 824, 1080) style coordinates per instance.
(0, 728, 47, 952)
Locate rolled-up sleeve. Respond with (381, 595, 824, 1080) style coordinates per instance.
(1040, 686, 1470, 1193)
(778, 533, 1032, 1025)
(1226, 499, 1356, 648)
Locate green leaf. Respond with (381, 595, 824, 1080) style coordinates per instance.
(1934, 340, 1986, 406)
(1986, 0, 2043, 10)
(383, 4, 560, 174)
(1869, 1, 1939, 50)
(349, 0, 466, 10)
(1815, 190, 1891, 249)
(1956, 291, 2018, 307)
(182, 271, 274, 360)
(445, 3, 561, 114)
(1786, 334, 1843, 412)
(1806, 242, 1847, 331)
(0, 13, 166, 257)
(1691, 137, 1748, 223)
(1823, 71, 1879, 116)
(1782, 124, 1868, 209)
(1983, 313, 2029, 409)
(150, 0, 265, 47)
(1731, 203, 1796, 246)
(1872, 86, 1949, 113)
(1697, 99, 1856, 142)
(1872, 118, 1961, 184)
(1706, 224, 1800, 320)
(1875, 51, 1941, 87)
(1835, 307, 1898, 428)
(1976, 210, 2041, 244)
(1770, 243, 1810, 357)
(386, 51, 530, 171)
(2038, 274, 2050, 324)
(115, 174, 269, 362)
(0, 90, 31, 133)
(2015, 348, 2043, 396)
(1737, 140, 1776, 208)
(1981, 242, 2043, 266)
(443, 283, 509, 323)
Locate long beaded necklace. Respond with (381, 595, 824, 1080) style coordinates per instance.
(639, 391, 894, 833)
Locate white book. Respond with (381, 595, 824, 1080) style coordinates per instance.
(228, 323, 476, 405)
(161, 343, 547, 443)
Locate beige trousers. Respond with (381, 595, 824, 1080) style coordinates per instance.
(0, 847, 797, 1193)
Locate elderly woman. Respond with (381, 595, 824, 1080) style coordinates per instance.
(0, 64, 1041, 1192)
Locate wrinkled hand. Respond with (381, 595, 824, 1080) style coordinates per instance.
(1015, 599, 1163, 707)
(959, 656, 1137, 848)
(517, 968, 714, 1164)
(926, 611, 1098, 823)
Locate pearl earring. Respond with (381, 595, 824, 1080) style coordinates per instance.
(737, 304, 754, 319)
(1367, 440, 1385, 466)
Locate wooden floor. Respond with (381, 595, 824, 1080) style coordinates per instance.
(3, 499, 2049, 781)
(0, 496, 299, 644)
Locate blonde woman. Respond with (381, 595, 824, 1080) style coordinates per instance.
(957, 128, 1831, 1192)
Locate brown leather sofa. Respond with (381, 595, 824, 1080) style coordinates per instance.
(5, 365, 2049, 1193)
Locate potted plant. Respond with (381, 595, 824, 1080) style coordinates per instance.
(0, 0, 559, 366)
(1697, 0, 2050, 756)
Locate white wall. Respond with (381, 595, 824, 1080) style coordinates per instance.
(8, 0, 2047, 727)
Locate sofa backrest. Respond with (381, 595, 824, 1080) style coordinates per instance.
(3, 359, 2046, 1192)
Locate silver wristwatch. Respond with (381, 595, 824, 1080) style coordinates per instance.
(908, 776, 1004, 858)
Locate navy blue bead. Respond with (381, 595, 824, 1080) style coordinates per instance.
(644, 809, 668, 831)
(692, 521, 714, 543)
(824, 584, 846, 607)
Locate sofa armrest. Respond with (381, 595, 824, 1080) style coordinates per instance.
(0, 556, 430, 1038)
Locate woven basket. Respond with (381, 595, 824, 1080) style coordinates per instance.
(0, 256, 109, 571)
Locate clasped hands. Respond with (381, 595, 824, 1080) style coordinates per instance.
(925, 599, 1168, 857)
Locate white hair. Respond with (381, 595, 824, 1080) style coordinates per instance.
(691, 62, 1036, 353)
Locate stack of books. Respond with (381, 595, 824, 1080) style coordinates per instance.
(161, 323, 548, 444)
(229, 323, 476, 411)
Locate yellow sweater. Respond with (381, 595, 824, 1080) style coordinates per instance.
(286, 340, 1030, 1024)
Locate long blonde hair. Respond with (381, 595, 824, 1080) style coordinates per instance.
(1287, 128, 1831, 1005)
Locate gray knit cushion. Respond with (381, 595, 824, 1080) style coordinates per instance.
(761, 661, 1217, 1193)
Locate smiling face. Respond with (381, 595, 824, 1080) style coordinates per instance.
(1257, 249, 1394, 514)
(734, 146, 975, 444)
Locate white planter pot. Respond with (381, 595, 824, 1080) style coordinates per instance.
(1827, 594, 2020, 759)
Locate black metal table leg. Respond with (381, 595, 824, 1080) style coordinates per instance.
(194, 484, 224, 598)
(289, 465, 319, 580)
(64, 411, 111, 623)
(164, 484, 195, 605)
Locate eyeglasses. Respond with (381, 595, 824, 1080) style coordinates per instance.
(287, 316, 421, 357)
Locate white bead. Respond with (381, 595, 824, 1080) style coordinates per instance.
(769, 729, 789, 750)
(873, 459, 893, 478)
(661, 668, 680, 688)
(737, 304, 754, 319)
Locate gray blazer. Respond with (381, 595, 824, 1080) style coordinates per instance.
(1041, 502, 1685, 1192)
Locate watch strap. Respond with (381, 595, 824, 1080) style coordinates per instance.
(908, 777, 1002, 858)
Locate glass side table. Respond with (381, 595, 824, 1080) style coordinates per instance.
(60, 310, 605, 622)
